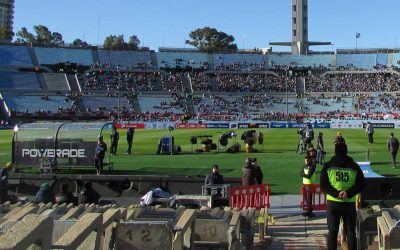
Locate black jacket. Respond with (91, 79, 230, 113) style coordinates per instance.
(320, 155, 365, 200)
(205, 173, 224, 185)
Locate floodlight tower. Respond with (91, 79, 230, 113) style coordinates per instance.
(270, 0, 331, 55)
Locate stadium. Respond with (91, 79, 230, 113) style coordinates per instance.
(0, 0, 399, 249)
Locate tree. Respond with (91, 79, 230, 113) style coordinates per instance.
(185, 27, 237, 52)
(0, 27, 14, 41)
(103, 34, 140, 51)
(72, 38, 89, 48)
(128, 35, 140, 50)
(15, 27, 36, 45)
(15, 25, 64, 46)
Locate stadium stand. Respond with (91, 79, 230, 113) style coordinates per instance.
(268, 54, 334, 68)
(391, 53, 400, 68)
(336, 53, 378, 70)
(2, 94, 72, 113)
(0, 72, 41, 90)
(81, 95, 132, 113)
(157, 52, 208, 69)
(138, 94, 187, 114)
(34, 47, 94, 65)
(0, 45, 33, 66)
(42, 73, 70, 91)
(98, 50, 153, 69)
(212, 53, 264, 71)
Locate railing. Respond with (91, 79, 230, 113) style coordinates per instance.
(229, 184, 271, 210)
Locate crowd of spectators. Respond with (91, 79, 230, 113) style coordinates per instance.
(152, 94, 190, 114)
(160, 72, 185, 92)
(215, 62, 264, 71)
(91, 62, 155, 70)
(190, 72, 212, 92)
(215, 73, 266, 92)
(78, 71, 158, 93)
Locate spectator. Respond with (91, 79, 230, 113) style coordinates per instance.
(126, 127, 135, 154)
(33, 183, 55, 204)
(242, 158, 256, 186)
(55, 183, 77, 205)
(0, 162, 13, 203)
(387, 132, 399, 169)
(334, 132, 346, 145)
(320, 143, 365, 250)
(78, 182, 101, 205)
(204, 165, 224, 185)
(365, 122, 374, 144)
(95, 135, 107, 175)
(252, 158, 264, 184)
(316, 132, 325, 165)
(110, 127, 120, 155)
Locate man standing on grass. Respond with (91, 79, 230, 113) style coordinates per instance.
(387, 132, 399, 168)
(126, 127, 135, 154)
(365, 122, 374, 144)
(320, 143, 365, 250)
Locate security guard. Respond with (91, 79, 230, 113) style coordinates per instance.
(301, 146, 317, 217)
(320, 143, 365, 250)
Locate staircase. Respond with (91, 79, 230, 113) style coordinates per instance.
(92, 48, 100, 65)
(130, 94, 141, 113)
(209, 75, 218, 91)
(36, 73, 48, 90)
(329, 74, 337, 92)
(153, 76, 163, 91)
(181, 73, 192, 93)
(185, 95, 195, 113)
(28, 47, 39, 66)
(150, 51, 158, 69)
(295, 76, 305, 96)
(66, 74, 81, 92)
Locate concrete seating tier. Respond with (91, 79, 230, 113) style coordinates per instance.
(336, 54, 378, 70)
(99, 50, 152, 68)
(212, 54, 264, 70)
(81, 96, 132, 112)
(157, 52, 208, 69)
(0, 201, 256, 250)
(0, 72, 41, 90)
(3, 94, 71, 113)
(138, 95, 185, 113)
(268, 54, 334, 68)
(0, 45, 33, 66)
(43, 73, 70, 91)
(34, 47, 94, 66)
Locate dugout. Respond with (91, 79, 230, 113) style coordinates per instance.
(12, 122, 114, 172)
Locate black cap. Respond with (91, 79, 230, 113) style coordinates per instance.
(335, 143, 348, 155)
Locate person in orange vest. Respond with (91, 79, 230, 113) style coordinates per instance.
(300, 146, 317, 217)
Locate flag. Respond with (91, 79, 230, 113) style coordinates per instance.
(356, 33, 361, 39)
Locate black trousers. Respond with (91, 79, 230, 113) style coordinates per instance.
(326, 200, 357, 250)
(127, 139, 133, 153)
(95, 158, 104, 173)
(368, 133, 373, 143)
(390, 151, 398, 168)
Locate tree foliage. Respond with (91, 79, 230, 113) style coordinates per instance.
(15, 25, 64, 46)
(185, 27, 237, 52)
(0, 27, 14, 40)
(72, 38, 89, 48)
(103, 34, 140, 51)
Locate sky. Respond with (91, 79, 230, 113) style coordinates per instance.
(12, 0, 400, 52)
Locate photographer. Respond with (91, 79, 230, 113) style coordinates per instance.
(316, 132, 325, 165)
(297, 128, 306, 154)
(304, 123, 314, 150)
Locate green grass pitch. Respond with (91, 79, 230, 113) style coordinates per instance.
(0, 128, 398, 194)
